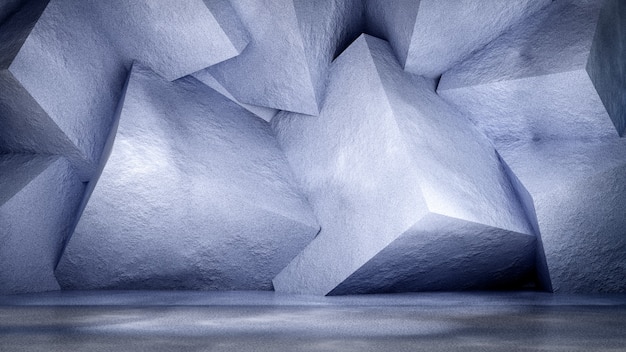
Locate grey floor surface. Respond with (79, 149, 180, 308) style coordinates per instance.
(1, 291, 625, 351)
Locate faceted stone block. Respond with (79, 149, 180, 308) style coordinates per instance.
(206, 0, 364, 115)
(271, 35, 544, 295)
(498, 138, 626, 293)
(366, 0, 550, 77)
(0, 154, 84, 295)
(0, 0, 247, 180)
(438, 0, 624, 143)
(55, 64, 319, 290)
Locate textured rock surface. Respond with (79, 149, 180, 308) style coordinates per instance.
(498, 139, 626, 293)
(587, 0, 626, 136)
(272, 35, 542, 295)
(55, 65, 319, 290)
(0, 154, 84, 295)
(438, 0, 622, 142)
(0, 0, 24, 26)
(364, 0, 418, 68)
(0, 0, 247, 180)
(330, 213, 537, 295)
(207, 0, 363, 115)
(0, 0, 124, 180)
(366, 0, 550, 77)
(293, 0, 365, 112)
(91, 0, 247, 81)
(191, 69, 278, 122)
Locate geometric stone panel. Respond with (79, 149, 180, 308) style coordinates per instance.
(497, 138, 626, 293)
(55, 64, 319, 290)
(366, 0, 551, 77)
(438, 1, 623, 143)
(0, 154, 84, 295)
(272, 35, 542, 295)
(0, 0, 247, 181)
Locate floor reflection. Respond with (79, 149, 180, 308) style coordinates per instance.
(0, 292, 625, 351)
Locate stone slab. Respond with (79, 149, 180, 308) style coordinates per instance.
(55, 65, 319, 290)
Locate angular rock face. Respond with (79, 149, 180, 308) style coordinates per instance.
(55, 65, 319, 290)
(91, 0, 247, 82)
(206, 0, 364, 115)
(0, 0, 247, 181)
(0, 154, 84, 295)
(587, 0, 626, 137)
(271, 35, 544, 295)
(191, 69, 278, 122)
(438, 0, 624, 142)
(435, 0, 626, 293)
(497, 139, 626, 293)
(0, 1, 623, 296)
(366, 0, 551, 77)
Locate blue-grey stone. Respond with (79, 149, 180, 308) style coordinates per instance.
(191, 69, 278, 122)
(366, 0, 550, 77)
(0, 0, 24, 26)
(0, 0, 247, 180)
(206, 0, 364, 115)
(55, 65, 319, 290)
(497, 138, 626, 293)
(0, 154, 84, 295)
(438, 0, 623, 142)
(271, 35, 543, 295)
(92, 0, 247, 81)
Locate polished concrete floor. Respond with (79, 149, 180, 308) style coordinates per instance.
(1, 291, 625, 351)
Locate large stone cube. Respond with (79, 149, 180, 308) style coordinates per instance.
(272, 35, 546, 295)
(55, 65, 319, 290)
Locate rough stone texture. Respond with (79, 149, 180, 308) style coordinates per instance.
(271, 35, 542, 295)
(207, 0, 364, 115)
(293, 0, 365, 111)
(366, 0, 551, 77)
(435, 0, 626, 293)
(92, 0, 247, 81)
(498, 138, 626, 293)
(438, 0, 622, 142)
(330, 213, 537, 295)
(0, 0, 247, 180)
(587, 0, 626, 136)
(365, 0, 418, 68)
(0, 154, 84, 295)
(191, 69, 278, 122)
(0, 0, 24, 26)
(55, 65, 319, 290)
